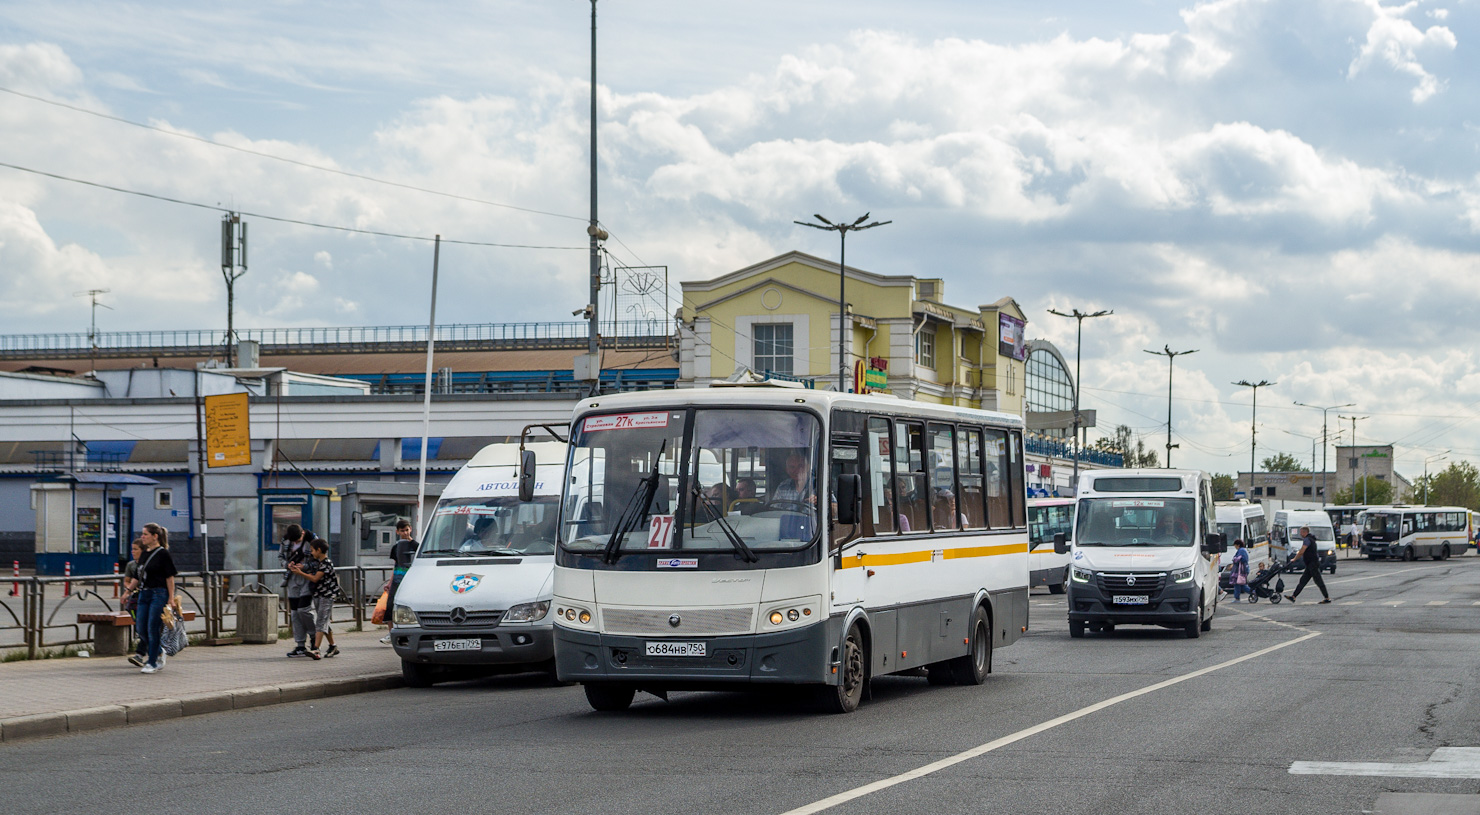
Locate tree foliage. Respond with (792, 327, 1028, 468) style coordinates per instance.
(1333, 476, 1394, 506)
(1261, 452, 1308, 472)
(1405, 462, 1480, 510)
(1091, 424, 1159, 468)
(1211, 473, 1235, 501)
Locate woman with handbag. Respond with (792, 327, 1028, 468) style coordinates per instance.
(1229, 539, 1251, 603)
(134, 523, 178, 674)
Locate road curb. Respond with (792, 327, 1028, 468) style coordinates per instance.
(0, 672, 404, 745)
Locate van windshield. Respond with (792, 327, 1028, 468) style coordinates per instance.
(1076, 497, 1197, 547)
(422, 497, 561, 556)
(1218, 523, 1241, 544)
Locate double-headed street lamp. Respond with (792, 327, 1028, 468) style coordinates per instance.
(1233, 379, 1275, 498)
(1048, 308, 1112, 486)
(1144, 345, 1198, 468)
(1294, 401, 1354, 501)
(795, 213, 891, 392)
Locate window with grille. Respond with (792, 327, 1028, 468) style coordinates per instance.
(753, 324, 794, 376)
(917, 328, 936, 369)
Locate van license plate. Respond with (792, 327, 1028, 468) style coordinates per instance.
(1112, 595, 1149, 606)
(646, 641, 706, 657)
(433, 638, 481, 652)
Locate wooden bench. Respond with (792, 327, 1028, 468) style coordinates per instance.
(76, 610, 196, 655)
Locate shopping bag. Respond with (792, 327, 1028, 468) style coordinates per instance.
(371, 589, 389, 625)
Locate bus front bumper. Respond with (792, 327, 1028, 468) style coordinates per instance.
(392, 624, 554, 667)
(554, 620, 837, 686)
(1067, 582, 1200, 626)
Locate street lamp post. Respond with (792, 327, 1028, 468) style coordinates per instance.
(1340, 414, 1370, 503)
(1144, 345, 1198, 468)
(1294, 401, 1354, 502)
(1048, 308, 1112, 487)
(1233, 379, 1275, 500)
(1423, 451, 1450, 505)
(795, 214, 891, 392)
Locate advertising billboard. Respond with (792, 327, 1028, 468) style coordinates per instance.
(998, 314, 1027, 361)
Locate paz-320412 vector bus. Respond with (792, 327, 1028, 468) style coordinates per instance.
(523, 386, 1031, 713)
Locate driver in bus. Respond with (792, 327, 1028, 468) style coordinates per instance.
(774, 451, 817, 505)
(1153, 510, 1192, 541)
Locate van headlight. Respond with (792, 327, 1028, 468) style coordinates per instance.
(1170, 567, 1194, 584)
(502, 601, 550, 623)
(1071, 566, 1093, 583)
(392, 605, 419, 625)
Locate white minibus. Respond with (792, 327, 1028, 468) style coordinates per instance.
(1360, 506, 1470, 561)
(538, 387, 1031, 713)
(390, 440, 567, 687)
(1215, 501, 1269, 571)
(1061, 469, 1226, 639)
(1028, 497, 1074, 593)
(1271, 509, 1338, 574)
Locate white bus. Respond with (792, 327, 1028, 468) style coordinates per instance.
(1028, 497, 1074, 593)
(539, 387, 1031, 713)
(1360, 506, 1471, 561)
(1215, 500, 1269, 571)
(1325, 505, 1379, 549)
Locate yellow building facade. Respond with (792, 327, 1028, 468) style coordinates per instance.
(678, 251, 1028, 414)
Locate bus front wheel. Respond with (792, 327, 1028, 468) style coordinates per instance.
(584, 682, 636, 712)
(819, 625, 867, 714)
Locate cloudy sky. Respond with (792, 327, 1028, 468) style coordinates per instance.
(0, 0, 1476, 482)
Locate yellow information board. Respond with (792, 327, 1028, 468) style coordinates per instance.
(204, 392, 251, 468)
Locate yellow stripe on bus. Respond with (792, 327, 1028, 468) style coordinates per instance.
(840, 541, 1028, 569)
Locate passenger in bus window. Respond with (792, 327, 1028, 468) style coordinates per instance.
(932, 488, 966, 531)
(732, 477, 762, 515)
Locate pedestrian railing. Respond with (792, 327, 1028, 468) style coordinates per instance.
(0, 566, 393, 659)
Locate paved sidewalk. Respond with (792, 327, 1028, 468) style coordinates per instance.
(0, 629, 402, 742)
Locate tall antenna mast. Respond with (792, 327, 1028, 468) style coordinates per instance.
(73, 288, 112, 373)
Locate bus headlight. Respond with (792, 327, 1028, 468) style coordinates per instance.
(764, 597, 821, 629)
(554, 606, 594, 627)
(1071, 566, 1093, 583)
(393, 605, 419, 625)
(1171, 567, 1194, 583)
(503, 601, 550, 623)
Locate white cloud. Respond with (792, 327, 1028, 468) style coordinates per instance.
(1347, 0, 1457, 102)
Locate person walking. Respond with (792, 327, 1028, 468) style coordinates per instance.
(382, 519, 418, 644)
(1286, 525, 1331, 604)
(133, 524, 177, 674)
(280, 524, 316, 657)
(121, 538, 149, 667)
(288, 538, 341, 659)
(1228, 540, 1251, 603)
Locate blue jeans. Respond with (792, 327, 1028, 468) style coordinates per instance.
(136, 587, 168, 667)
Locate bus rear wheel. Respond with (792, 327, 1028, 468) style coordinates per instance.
(947, 607, 992, 685)
(1049, 568, 1067, 595)
(819, 624, 866, 714)
(584, 682, 636, 712)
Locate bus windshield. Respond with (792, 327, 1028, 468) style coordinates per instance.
(1075, 497, 1197, 547)
(1218, 523, 1241, 544)
(1029, 504, 1075, 545)
(1365, 513, 1400, 538)
(422, 497, 560, 556)
(560, 408, 822, 555)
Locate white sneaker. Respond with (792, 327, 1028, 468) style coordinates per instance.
(140, 664, 158, 674)
(158, 653, 166, 668)
(379, 635, 391, 644)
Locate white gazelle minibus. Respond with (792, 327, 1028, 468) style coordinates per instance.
(534, 386, 1031, 713)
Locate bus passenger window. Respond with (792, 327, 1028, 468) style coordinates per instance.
(1009, 431, 1026, 528)
(957, 428, 986, 529)
(985, 429, 1011, 529)
(866, 418, 896, 536)
(894, 422, 928, 533)
(928, 424, 959, 531)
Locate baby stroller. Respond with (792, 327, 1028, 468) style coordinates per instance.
(1242, 563, 1285, 604)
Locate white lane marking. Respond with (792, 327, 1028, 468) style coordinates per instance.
(1292, 747, 1480, 779)
(1328, 566, 1438, 585)
(1382, 601, 1405, 606)
(779, 631, 1322, 815)
(1339, 601, 1362, 606)
(1427, 601, 1450, 606)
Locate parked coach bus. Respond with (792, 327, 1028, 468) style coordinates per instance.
(1361, 506, 1471, 561)
(532, 386, 1031, 714)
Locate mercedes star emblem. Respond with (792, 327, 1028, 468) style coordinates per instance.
(668, 614, 681, 628)
(450, 607, 468, 625)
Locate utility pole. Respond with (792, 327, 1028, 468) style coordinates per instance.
(1294, 401, 1354, 503)
(583, 0, 608, 396)
(1144, 345, 1197, 468)
(73, 288, 111, 373)
(415, 236, 441, 538)
(795, 214, 891, 391)
(1339, 414, 1369, 503)
(1049, 308, 1112, 487)
(220, 213, 247, 367)
(1233, 379, 1274, 501)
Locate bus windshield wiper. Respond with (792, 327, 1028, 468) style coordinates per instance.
(694, 486, 758, 563)
(602, 440, 666, 564)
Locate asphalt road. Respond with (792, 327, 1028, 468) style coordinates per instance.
(5, 556, 1480, 815)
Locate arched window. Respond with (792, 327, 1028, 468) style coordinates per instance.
(1026, 347, 1075, 438)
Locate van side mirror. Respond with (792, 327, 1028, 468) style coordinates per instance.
(1053, 532, 1069, 555)
(836, 474, 861, 526)
(518, 449, 537, 502)
(1204, 532, 1227, 554)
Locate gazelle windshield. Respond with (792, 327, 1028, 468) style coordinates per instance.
(559, 408, 822, 555)
(1075, 497, 1197, 547)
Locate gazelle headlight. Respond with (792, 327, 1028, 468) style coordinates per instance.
(1071, 566, 1093, 583)
(1171, 567, 1194, 583)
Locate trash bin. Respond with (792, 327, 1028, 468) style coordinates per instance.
(236, 591, 279, 644)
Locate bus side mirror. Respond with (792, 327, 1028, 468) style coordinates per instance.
(518, 450, 536, 502)
(1053, 532, 1069, 555)
(836, 474, 861, 526)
